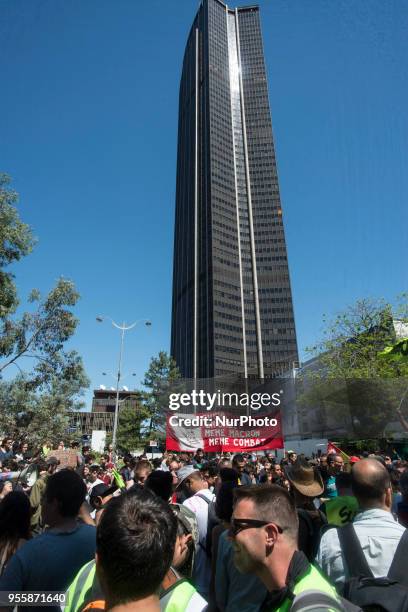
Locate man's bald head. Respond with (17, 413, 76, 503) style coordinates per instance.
(351, 459, 391, 507)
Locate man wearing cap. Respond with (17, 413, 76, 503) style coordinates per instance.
(89, 483, 117, 524)
(177, 465, 215, 598)
(29, 457, 59, 532)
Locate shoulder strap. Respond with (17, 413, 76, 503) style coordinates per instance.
(195, 493, 211, 504)
(387, 529, 408, 585)
(319, 510, 328, 525)
(337, 524, 373, 579)
(290, 589, 346, 612)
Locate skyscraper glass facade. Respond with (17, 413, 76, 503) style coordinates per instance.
(171, 0, 298, 380)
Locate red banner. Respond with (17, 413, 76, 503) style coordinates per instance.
(166, 411, 283, 452)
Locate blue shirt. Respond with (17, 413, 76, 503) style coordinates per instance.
(316, 508, 405, 590)
(324, 475, 337, 498)
(0, 524, 96, 612)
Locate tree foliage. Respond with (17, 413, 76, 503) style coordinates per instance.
(115, 398, 150, 453)
(300, 296, 408, 438)
(142, 351, 181, 433)
(0, 174, 89, 443)
(0, 174, 35, 319)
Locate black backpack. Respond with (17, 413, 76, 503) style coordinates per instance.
(297, 508, 327, 561)
(195, 492, 220, 557)
(337, 523, 408, 612)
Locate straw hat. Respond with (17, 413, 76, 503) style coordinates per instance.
(286, 460, 324, 497)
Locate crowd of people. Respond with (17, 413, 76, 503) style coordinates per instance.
(1, 435, 408, 611)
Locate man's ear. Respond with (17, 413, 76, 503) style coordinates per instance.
(265, 523, 279, 546)
(93, 496, 103, 509)
(183, 533, 193, 548)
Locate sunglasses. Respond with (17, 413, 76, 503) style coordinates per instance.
(229, 518, 283, 537)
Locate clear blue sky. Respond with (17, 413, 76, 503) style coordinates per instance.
(1, 0, 407, 409)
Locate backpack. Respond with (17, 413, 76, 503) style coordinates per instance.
(297, 508, 327, 561)
(195, 492, 220, 557)
(337, 524, 408, 612)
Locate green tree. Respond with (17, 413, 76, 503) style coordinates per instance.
(0, 174, 89, 443)
(0, 173, 35, 319)
(300, 296, 408, 437)
(142, 351, 181, 434)
(115, 397, 150, 453)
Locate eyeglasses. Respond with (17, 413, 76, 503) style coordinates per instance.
(229, 518, 283, 537)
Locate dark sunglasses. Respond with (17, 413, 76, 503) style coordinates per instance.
(229, 518, 283, 537)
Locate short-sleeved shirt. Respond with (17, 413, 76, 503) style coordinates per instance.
(0, 524, 96, 612)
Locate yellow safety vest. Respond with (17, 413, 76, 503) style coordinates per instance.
(275, 564, 340, 612)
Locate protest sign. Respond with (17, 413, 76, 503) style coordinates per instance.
(166, 411, 283, 452)
(48, 449, 78, 469)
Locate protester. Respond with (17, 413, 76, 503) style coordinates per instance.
(213, 480, 267, 612)
(94, 489, 177, 612)
(0, 470, 96, 612)
(133, 459, 153, 486)
(230, 485, 341, 611)
(14, 441, 30, 463)
(119, 454, 134, 483)
(145, 470, 173, 501)
(0, 438, 13, 465)
(0, 480, 12, 501)
(232, 453, 251, 486)
(317, 458, 406, 590)
(161, 504, 207, 610)
(178, 465, 215, 598)
(200, 464, 217, 493)
(287, 451, 298, 465)
(89, 483, 117, 524)
(194, 448, 205, 468)
(323, 454, 344, 498)
(286, 459, 327, 561)
(29, 456, 59, 532)
(86, 464, 104, 498)
(0, 491, 31, 576)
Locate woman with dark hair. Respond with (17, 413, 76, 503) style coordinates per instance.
(0, 491, 31, 575)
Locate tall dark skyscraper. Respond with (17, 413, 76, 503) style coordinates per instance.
(171, 0, 298, 380)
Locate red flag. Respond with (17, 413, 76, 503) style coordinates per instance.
(327, 441, 349, 461)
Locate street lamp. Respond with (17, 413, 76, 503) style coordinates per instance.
(96, 316, 151, 450)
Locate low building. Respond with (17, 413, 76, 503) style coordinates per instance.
(69, 389, 141, 438)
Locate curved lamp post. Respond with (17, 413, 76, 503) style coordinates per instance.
(96, 316, 151, 449)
